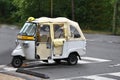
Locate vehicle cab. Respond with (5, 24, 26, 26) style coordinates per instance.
(11, 17, 86, 68)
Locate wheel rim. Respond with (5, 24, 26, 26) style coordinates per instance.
(14, 59, 21, 66)
(12, 57, 22, 67)
(70, 56, 76, 64)
(68, 54, 78, 65)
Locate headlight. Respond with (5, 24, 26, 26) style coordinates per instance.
(22, 43, 29, 48)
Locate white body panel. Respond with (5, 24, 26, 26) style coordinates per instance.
(12, 40, 35, 60)
(22, 41, 35, 60)
(12, 44, 25, 57)
(52, 40, 86, 59)
(67, 41, 86, 55)
(12, 40, 86, 60)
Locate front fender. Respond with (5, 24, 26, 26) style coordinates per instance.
(11, 45, 25, 57)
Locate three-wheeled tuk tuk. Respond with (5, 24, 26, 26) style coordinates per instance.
(11, 17, 86, 68)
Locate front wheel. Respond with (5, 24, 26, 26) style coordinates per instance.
(11, 56, 23, 68)
(67, 54, 78, 65)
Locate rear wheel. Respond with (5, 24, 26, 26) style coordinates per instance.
(11, 56, 23, 68)
(67, 54, 78, 65)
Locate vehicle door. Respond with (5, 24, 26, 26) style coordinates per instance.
(36, 24, 51, 60)
(53, 24, 66, 57)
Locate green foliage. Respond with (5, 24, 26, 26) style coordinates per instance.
(53, 0, 71, 18)
(12, 0, 51, 23)
(0, 0, 117, 33)
(75, 0, 113, 31)
(0, 0, 16, 23)
(115, 0, 120, 34)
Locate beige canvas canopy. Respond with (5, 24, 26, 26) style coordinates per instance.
(30, 17, 86, 40)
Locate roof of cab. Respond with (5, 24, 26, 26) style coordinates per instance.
(32, 17, 78, 26)
(32, 17, 85, 40)
(28, 17, 86, 40)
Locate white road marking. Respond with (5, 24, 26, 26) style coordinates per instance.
(27, 57, 111, 65)
(19, 57, 112, 65)
(78, 60, 92, 64)
(78, 57, 111, 64)
(0, 57, 111, 72)
(55, 72, 120, 80)
(3, 67, 17, 71)
(0, 65, 6, 68)
(0, 65, 17, 72)
(83, 75, 116, 80)
(82, 57, 111, 62)
(108, 72, 120, 77)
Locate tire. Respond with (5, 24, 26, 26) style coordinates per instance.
(67, 54, 78, 65)
(11, 56, 23, 68)
(54, 59, 61, 64)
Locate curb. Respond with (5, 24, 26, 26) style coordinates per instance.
(16, 68, 50, 79)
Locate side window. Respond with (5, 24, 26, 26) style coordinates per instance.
(53, 24, 65, 39)
(70, 25, 81, 38)
(39, 24, 50, 42)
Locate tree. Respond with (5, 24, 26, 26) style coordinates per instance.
(12, 0, 51, 22)
(71, 0, 75, 20)
(0, 0, 16, 23)
(0, 0, 115, 33)
(112, 0, 120, 35)
(75, 0, 113, 30)
(112, 0, 118, 35)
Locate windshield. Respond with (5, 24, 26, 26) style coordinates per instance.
(19, 22, 37, 36)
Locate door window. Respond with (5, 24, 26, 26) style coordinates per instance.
(53, 24, 65, 39)
(39, 24, 50, 42)
(70, 25, 81, 38)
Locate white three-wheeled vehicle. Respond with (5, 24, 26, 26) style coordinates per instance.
(11, 17, 86, 68)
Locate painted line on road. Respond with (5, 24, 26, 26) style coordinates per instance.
(0, 65, 6, 68)
(83, 75, 116, 80)
(0, 65, 17, 72)
(3, 67, 17, 71)
(108, 72, 120, 77)
(25, 57, 111, 64)
(55, 72, 120, 80)
(78, 60, 92, 64)
(78, 57, 111, 64)
(82, 57, 111, 62)
(0, 57, 111, 72)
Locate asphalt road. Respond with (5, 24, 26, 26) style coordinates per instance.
(0, 24, 120, 80)
(0, 24, 19, 64)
